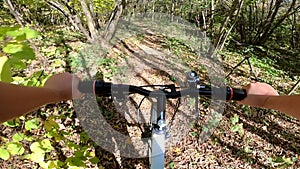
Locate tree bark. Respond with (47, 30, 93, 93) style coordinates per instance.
(209, 0, 215, 38)
(46, 0, 92, 42)
(4, 0, 25, 26)
(291, 10, 296, 49)
(255, 0, 298, 44)
(214, 0, 243, 50)
(80, 0, 98, 42)
(218, 0, 244, 51)
(104, 0, 126, 41)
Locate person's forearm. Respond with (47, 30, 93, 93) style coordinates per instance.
(0, 82, 61, 123)
(264, 95, 300, 120)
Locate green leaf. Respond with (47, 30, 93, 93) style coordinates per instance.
(168, 161, 175, 169)
(231, 123, 244, 136)
(90, 157, 99, 164)
(292, 157, 297, 162)
(6, 30, 26, 38)
(80, 132, 89, 143)
(67, 141, 79, 150)
(0, 148, 10, 160)
(40, 139, 53, 152)
(24, 152, 45, 163)
(30, 139, 53, 154)
(25, 78, 38, 87)
(12, 133, 25, 142)
(30, 142, 45, 154)
(6, 27, 38, 39)
(0, 27, 19, 37)
(0, 56, 12, 82)
(25, 118, 39, 131)
(15, 34, 27, 41)
(230, 114, 239, 125)
(8, 57, 27, 69)
(44, 118, 59, 132)
(3, 43, 23, 54)
(190, 132, 198, 137)
(22, 28, 39, 39)
(11, 44, 35, 60)
(6, 142, 25, 155)
(48, 160, 64, 168)
(66, 157, 86, 167)
(230, 124, 240, 132)
(24, 136, 34, 142)
(2, 119, 20, 127)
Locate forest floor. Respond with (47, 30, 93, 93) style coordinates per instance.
(1, 32, 300, 169)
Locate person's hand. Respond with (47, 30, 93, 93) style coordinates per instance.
(43, 73, 84, 100)
(238, 82, 279, 108)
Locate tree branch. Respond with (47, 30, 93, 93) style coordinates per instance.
(258, 0, 297, 44)
(104, 0, 126, 41)
(80, 0, 98, 42)
(46, 0, 92, 42)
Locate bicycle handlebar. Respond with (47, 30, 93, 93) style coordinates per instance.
(78, 80, 247, 101)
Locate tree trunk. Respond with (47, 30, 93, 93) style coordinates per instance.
(4, 0, 25, 26)
(291, 10, 296, 49)
(80, 0, 98, 42)
(214, 0, 244, 50)
(209, 0, 215, 38)
(255, 0, 298, 44)
(218, 0, 244, 51)
(46, 0, 92, 42)
(104, 0, 126, 41)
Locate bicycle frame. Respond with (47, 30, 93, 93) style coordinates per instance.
(149, 91, 167, 169)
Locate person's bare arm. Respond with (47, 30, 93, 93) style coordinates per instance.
(239, 82, 300, 120)
(263, 95, 300, 119)
(0, 73, 82, 123)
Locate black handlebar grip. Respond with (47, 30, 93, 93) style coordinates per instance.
(78, 80, 112, 96)
(229, 88, 247, 101)
(94, 81, 112, 96)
